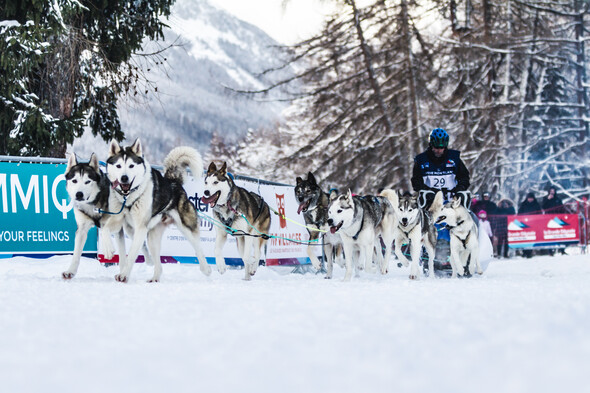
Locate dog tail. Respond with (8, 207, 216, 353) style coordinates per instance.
(163, 147, 204, 183)
(379, 188, 399, 208)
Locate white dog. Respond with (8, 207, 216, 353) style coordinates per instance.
(429, 191, 482, 277)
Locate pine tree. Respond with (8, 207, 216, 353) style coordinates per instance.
(0, 0, 174, 157)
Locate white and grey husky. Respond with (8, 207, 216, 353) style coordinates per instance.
(327, 189, 396, 281)
(201, 162, 272, 281)
(106, 139, 211, 282)
(384, 190, 437, 280)
(430, 191, 482, 277)
(63, 153, 127, 279)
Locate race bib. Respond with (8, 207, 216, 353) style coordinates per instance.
(424, 174, 457, 190)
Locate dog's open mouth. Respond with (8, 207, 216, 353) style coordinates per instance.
(330, 221, 343, 234)
(297, 199, 311, 214)
(201, 191, 221, 207)
(112, 179, 133, 195)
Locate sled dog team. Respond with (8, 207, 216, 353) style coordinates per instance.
(64, 140, 482, 282)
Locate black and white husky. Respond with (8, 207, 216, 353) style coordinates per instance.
(106, 139, 211, 282)
(201, 162, 272, 281)
(430, 191, 482, 278)
(63, 153, 127, 279)
(383, 190, 437, 280)
(294, 172, 342, 279)
(327, 189, 396, 281)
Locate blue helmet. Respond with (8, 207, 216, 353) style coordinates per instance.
(429, 128, 449, 148)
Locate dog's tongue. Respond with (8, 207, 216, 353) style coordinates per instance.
(297, 203, 305, 215)
(330, 227, 337, 234)
(201, 195, 216, 206)
(111, 180, 120, 189)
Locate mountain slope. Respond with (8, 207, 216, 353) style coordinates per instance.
(72, 0, 290, 163)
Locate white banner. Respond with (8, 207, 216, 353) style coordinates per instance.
(99, 175, 319, 266)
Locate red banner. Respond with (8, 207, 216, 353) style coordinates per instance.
(507, 214, 580, 248)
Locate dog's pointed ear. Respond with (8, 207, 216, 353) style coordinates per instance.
(451, 197, 462, 209)
(308, 172, 317, 185)
(130, 138, 142, 157)
(296, 176, 303, 185)
(392, 189, 399, 207)
(346, 189, 353, 201)
(88, 153, 99, 172)
(207, 162, 217, 176)
(220, 162, 227, 176)
(66, 154, 77, 174)
(109, 140, 121, 157)
(329, 189, 338, 202)
(430, 191, 444, 213)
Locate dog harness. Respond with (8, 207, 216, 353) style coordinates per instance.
(447, 219, 471, 248)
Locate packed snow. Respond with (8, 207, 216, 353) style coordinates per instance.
(0, 253, 588, 393)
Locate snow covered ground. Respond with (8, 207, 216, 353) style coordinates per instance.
(1, 253, 588, 393)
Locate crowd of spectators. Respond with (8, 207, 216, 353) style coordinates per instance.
(470, 187, 568, 259)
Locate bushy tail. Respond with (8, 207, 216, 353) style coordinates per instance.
(163, 147, 204, 183)
(379, 188, 399, 208)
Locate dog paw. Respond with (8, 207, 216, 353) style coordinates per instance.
(115, 274, 128, 283)
(217, 265, 227, 275)
(147, 278, 159, 283)
(200, 263, 212, 276)
(409, 274, 418, 280)
(62, 271, 75, 280)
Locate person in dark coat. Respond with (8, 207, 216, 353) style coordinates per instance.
(494, 199, 516, 258)
(472, 191, 497, 215)
(519, 192, 542, 215)
(518, 192, 541, 258)
(411, 128, 470, 209)
(542, 186, 565, 214)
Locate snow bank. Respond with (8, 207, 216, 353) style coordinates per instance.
(0, 254, 588, 393)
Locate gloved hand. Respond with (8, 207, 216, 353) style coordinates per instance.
(418, 189, 436, 209)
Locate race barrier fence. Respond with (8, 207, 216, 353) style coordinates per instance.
(0, 156, 319, 266)
(2, 156, 588, 262)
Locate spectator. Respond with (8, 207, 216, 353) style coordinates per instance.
(478, 210, 493, 243)
(519, 192, 542, 258)
(542, 186, 565, 214)
(494, 199, 516, 258)
(472, 191, 497, 215)
(519, 192, 542, 215)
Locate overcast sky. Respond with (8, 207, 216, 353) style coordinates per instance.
(208, 0, 335, 44)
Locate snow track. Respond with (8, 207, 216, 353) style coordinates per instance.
(0, 254, 588, 393)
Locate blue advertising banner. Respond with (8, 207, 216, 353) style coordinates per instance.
(0, 161, 97, 255)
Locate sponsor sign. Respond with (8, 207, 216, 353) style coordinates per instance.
(507, 214, 579, 248)
(0, 162, 97, 255)
(99, 175, 317, 266)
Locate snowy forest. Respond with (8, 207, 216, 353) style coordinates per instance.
(233, 0, 590, 205)
(1, 0, 590, 205)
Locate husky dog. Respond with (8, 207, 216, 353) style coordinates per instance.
(327, 189, 396, 281)
(201, 162, 271, 280)
(294, 172, 342, 279)
(106, 139, 211, 282)
(63, 153, 128, 279)
(384, 190, 437, 280)
(429, 191, 482, 277)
